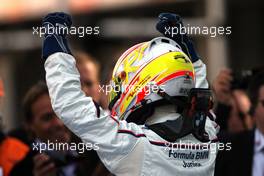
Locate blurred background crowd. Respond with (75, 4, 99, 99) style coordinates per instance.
(0, 0, 263, 176)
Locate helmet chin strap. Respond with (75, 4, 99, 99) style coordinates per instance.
(156, 88, 187, 109)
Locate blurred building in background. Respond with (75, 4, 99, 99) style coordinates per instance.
(0, 0, 263, 130)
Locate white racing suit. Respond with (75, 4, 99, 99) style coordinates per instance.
(45, 52, 219, 176)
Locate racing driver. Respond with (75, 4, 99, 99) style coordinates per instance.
(42, 12, 219, 176)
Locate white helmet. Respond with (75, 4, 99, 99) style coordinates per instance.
(109, 37, 195, 123)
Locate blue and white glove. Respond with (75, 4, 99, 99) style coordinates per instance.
(156, 13, 200, 63)
(42, 12, 72, 60)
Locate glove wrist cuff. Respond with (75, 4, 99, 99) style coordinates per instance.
(42, 34, 72, 60)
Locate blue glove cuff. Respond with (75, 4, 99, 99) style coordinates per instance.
(42, 34, 72, 60)
(181, 37, 200, 63)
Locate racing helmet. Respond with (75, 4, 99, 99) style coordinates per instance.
(109, 37, 195, 123)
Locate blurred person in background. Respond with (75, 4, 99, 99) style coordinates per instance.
(75, 51, 108, 110)
(213, 69, 254, 133)
(215, 71, 264, 176)
(0, 78, 30, 176)
(10, 82, 98, 176)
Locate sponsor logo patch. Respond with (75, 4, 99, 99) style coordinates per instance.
(168, 150, 209, 160)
